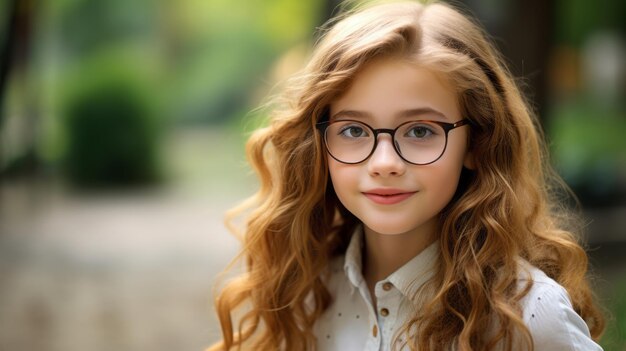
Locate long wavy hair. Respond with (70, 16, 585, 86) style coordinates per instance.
(209, 1, 605, 350)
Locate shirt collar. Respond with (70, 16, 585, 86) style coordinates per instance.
(387, 239, 439, 299)
(343, 226, 440, 298)
(343, 226, 365, 293)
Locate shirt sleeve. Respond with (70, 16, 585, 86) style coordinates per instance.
(524, 281, 603, 351)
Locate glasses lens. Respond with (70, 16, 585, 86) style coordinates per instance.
(325, 121, 374, 163)
(394, 121, 447, 164)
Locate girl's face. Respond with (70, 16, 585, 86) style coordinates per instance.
(327, 58, 473, 238)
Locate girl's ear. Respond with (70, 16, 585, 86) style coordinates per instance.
(463, 150, 476, 170)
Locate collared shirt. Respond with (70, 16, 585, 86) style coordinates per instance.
(312, 229, 602, 351)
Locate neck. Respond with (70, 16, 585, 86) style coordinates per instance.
(362, 220, 438, 285)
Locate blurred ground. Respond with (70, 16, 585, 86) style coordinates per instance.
(0, 183, 246, 351)
(0, 128, 250, 351)
(0, 128, 624, 351)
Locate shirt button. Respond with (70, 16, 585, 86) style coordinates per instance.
(380, 308, 389, 317)
(372, 325, 378, 337)
(382, 282, 392, 291)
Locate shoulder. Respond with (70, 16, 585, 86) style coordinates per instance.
(517, 263, 603, 351)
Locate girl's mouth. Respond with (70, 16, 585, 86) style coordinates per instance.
(362, 189, 417, 205)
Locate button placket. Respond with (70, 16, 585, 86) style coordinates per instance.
(371, 280, 396, 348)
(378, 281, 393, 319)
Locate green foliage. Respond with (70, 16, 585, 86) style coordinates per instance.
(57, 0, 157, 56)
(600, 279, 626, 351)
(60, 55, 163, 188)
(162, 0, 322, 125)
(556, 0, 626, 47)
(548, 101, 626, 206)
(20, 0, 323, 184)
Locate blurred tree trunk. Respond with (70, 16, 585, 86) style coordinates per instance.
(0, 0, 37, 177)
(0, 0, 21, 133)
(488, 0, 554, 126)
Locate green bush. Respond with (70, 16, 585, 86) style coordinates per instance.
(60, 56, 162, 187)
(601, 278, 626, 351)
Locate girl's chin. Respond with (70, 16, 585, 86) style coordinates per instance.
(362, 223, 415, 236)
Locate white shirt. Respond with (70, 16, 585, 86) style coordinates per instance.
(313, 229, 602, 350)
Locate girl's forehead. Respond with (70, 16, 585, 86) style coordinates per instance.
(329, 58, 460, 123)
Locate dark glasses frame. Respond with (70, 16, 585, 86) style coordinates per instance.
(316, 119, 469, 165)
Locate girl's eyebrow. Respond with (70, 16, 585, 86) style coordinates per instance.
(330, 107, 448, 121)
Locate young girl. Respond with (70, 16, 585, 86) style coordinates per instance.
(210, 1, 605, 350)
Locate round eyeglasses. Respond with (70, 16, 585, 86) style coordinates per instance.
(316, 119, 469, 165)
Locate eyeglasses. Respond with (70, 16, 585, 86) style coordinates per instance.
(316, 119, 469, 165)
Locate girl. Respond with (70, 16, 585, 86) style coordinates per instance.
(210, 1, 605, 350)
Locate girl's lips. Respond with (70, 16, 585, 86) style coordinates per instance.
(362, 190, 417, 205)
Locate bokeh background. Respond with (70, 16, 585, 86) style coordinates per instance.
(0, 0, 624, 350)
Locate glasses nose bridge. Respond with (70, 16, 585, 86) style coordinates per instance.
(372, 128, 396, 142)
(371, 127, 400, 155)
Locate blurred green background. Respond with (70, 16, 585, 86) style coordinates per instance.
(0, 0, 624, 350)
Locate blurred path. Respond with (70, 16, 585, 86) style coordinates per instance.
(0, 128, 251, 351)
(0, 179, 242, 351)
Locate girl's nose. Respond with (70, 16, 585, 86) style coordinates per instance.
(367, 134, 406, 177)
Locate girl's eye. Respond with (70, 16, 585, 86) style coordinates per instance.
(406, 125, 435, 138)
(339, 125, 369, 138)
